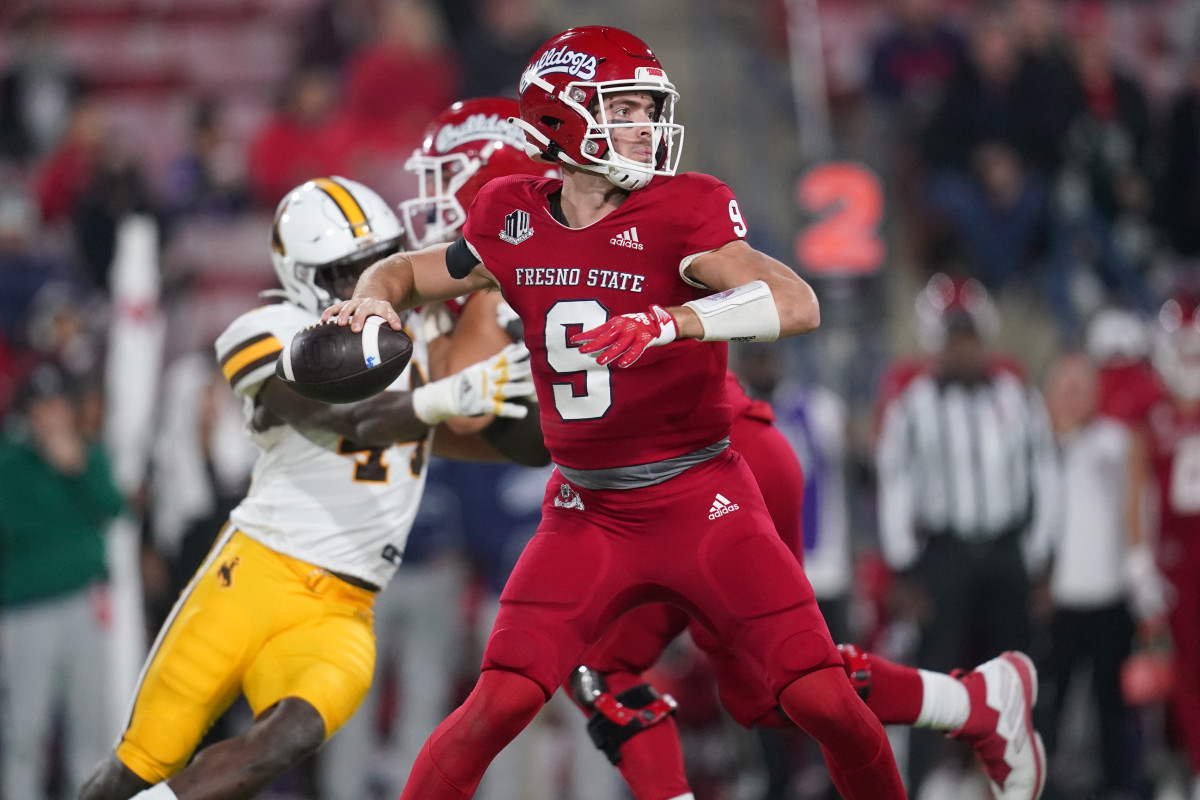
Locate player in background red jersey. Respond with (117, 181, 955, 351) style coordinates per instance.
(1129, 294, 1200, 800)
(398, 96, 554, 444)
(329, 25, 907, 799)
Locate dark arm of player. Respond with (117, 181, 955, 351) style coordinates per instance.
(323, 242, 499, 333)
(426, 418, 543, 466)
(426, 408, 548, 467)
(430, 425, 504, 461)
(255, 376, 429, 447)
(478, 400, 551, 467)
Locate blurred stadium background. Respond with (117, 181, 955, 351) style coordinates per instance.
(1, 0, 1199, 798)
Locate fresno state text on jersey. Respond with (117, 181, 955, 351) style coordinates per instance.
(462, 173, 750, 471)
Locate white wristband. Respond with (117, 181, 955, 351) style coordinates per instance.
(411, 379, 457, 426)
(132, 784, 179, 800)
(682, 280, 780, 342)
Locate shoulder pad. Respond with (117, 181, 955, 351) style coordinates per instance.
(215, 303, 316, 397)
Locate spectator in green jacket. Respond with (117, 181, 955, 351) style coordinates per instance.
(0, 361, 124, 800)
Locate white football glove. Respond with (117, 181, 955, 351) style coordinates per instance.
(411, 343, 535, 425)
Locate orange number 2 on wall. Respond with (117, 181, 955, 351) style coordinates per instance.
(796, 162, 884, 276)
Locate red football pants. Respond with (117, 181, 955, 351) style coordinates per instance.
(481, 448, 839, 698)
(576, 414, 805, 727)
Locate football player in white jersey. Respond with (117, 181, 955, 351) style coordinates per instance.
(79, 176, 538, 800)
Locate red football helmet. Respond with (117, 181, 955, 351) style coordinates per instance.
(400, 97, 554, 249)
(1152, 294, 1200, 401)
(913, 273, 1000, 353)
(512, 26, 684, 191)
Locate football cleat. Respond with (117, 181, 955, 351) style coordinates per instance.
(951, 651, 1046, 800)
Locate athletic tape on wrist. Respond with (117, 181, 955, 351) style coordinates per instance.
(682, 280, 780, 342)
(411, 378, 456, 425)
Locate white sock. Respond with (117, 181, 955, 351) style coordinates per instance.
(131, 784, 179, 800)
(914, 669, 970, 730)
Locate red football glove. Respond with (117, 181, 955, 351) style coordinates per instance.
(569, 305, 678, 367)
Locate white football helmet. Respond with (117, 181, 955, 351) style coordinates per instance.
(1085, 308, 1150, 364)
(1153, 295, 1200, 401)
(269, 177, 404, 313)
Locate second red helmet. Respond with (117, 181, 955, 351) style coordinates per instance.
(401, 97, 553, 249)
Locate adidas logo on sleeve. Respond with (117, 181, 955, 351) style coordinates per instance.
(708, 493, 739, 519)
(610, 227, 644, 250)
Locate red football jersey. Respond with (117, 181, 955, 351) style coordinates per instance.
(1098, 360, 1164, 425)
(725, 371, 775, 425)
(463, 173, 749, 469)
(1144, 397, 1200, 546)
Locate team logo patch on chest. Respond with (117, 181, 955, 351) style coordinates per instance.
(500, 210, 534, 245)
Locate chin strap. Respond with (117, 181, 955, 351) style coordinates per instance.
(508, 115, 651, 190)
(571, 666, 678, 765)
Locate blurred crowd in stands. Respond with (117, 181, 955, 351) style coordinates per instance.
(1, 0, 1200, 799)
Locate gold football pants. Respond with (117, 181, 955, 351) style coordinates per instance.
(116, 527, 376, 783)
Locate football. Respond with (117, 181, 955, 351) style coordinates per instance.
(275, 316, 413, 403)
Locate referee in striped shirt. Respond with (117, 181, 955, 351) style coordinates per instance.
(876, 309, 1062, 673)
(876, 303, 1061, 792)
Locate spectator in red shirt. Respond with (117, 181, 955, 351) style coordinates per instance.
(33, 101, 105, 225)
(245, 68, 338, 209)
(337, 0, 459, 157)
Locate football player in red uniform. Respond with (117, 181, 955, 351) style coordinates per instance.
(413, 95, 1042, 800)
(1130, 295, 1200, 800)
(399, 96, 555, 443)
(568, 377, 1043, 800)
(329, 25, 906, 799)
(391, 96, 1043, 799)
(373, 92, 1041, 800)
